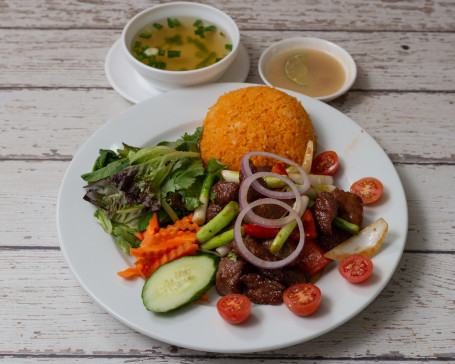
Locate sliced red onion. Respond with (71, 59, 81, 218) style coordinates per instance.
(234, 198, 305, 269)
(241, 151, 311, 196)
(239, 172, 302, 228)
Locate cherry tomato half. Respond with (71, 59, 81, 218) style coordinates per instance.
(217, 294, 251, 324)
(311, 151, 339, 175)
(350, 177, 384, 205)
(338, 254, 373, 283)
(283, 283, 322, 316)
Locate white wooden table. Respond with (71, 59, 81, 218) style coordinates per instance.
(1, 0, 454, 362)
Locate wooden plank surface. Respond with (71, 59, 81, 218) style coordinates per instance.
(2, 0, 454, 31)
(1, 0, 455, 362)
(0, 249, 453, 360)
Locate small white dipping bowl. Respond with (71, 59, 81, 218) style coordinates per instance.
(121, 2, 240, 91)
(258, 37, 357, 102)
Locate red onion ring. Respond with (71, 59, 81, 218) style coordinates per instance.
(234, 198, 305, 269)
(241, 151, 311, 197)
(239, 172, 302, 228)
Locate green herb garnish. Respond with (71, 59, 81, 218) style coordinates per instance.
(158, 49, 165, 56)
(225, 43, 232, 51)
(167, 18, 180, 28)
(193, 19, 202, 27)
(139, 32, 151, 39)
(153, 23, 163, 30)
(164, 34, 183, 46)
(167, 50, 181, 58)
(154, 61, 166, 69)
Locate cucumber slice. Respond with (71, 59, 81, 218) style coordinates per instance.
(142, 254, 218, 312)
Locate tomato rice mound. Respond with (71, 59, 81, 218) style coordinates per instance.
(200, 86, 317, 170)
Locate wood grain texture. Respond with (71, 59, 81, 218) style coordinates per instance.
(1, 29, 454, 91)
(0, 249, 453, 360)
(1, 0, 454, 31)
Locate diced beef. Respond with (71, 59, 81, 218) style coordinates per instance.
(252, 200, 293, 220)
(312, 192, 339, 235)
(216, 257, 246, 296)
(262, 238, 299, 265)
(211, 181, 239, 206)
(259, 266, 309, 287)
(317, 228, 351, 252)
(332, 188, 363, 227)
(232, 235, 277, 262)
(240, 273, 285, 305)
(205, 202, 223, 223)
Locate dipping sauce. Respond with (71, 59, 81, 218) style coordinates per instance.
(131, 17, 232, 71)
(266, 48, 346, 98)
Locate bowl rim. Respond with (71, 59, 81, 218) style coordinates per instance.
(258, 36, 357, 102)
(121, 1, 240, 76)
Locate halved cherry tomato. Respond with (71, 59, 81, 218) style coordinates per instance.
(310, 151, 339, 175)
(338, 254, 373, 283)
(243, 224, 279, 239)
(350, 177, 384, 205)
(271, 162, 288, 175)
(283, 283, 322, 316)
(298, 240, 331, 276)
(217, 294, 251, 324)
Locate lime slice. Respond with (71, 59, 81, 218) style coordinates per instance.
(284, 54, 308, 86)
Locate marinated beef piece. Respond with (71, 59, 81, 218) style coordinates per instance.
(253, 200, 293, 220)
(240, 273, 285, 305)
(205, 202, 223, 223)
(312, 192, 339, 235)
(235, 235, 277, 262)
(216, 257, 246, 296)
(317, 228, 351, 252)
(211, 181, 239, 206)
(262, 238, 299, 265)
(332, 188, 363, 227)
(259, 266, 309, 287)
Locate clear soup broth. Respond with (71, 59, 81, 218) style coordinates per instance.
(131, 17, 232, 71)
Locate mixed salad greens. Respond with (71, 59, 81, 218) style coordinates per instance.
(81, 127, 214, 253)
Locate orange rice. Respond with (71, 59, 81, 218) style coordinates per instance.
(200, 86, 317, 171)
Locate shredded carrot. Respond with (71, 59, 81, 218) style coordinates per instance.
(118, 214, 200, 280)
(131, 241, 199, 279)
(117, 267, 141, 279)
(130, 234, 197, 259)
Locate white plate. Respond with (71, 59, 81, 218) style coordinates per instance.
(105, 39, 250, 103)
(57, 83, 408, 353)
